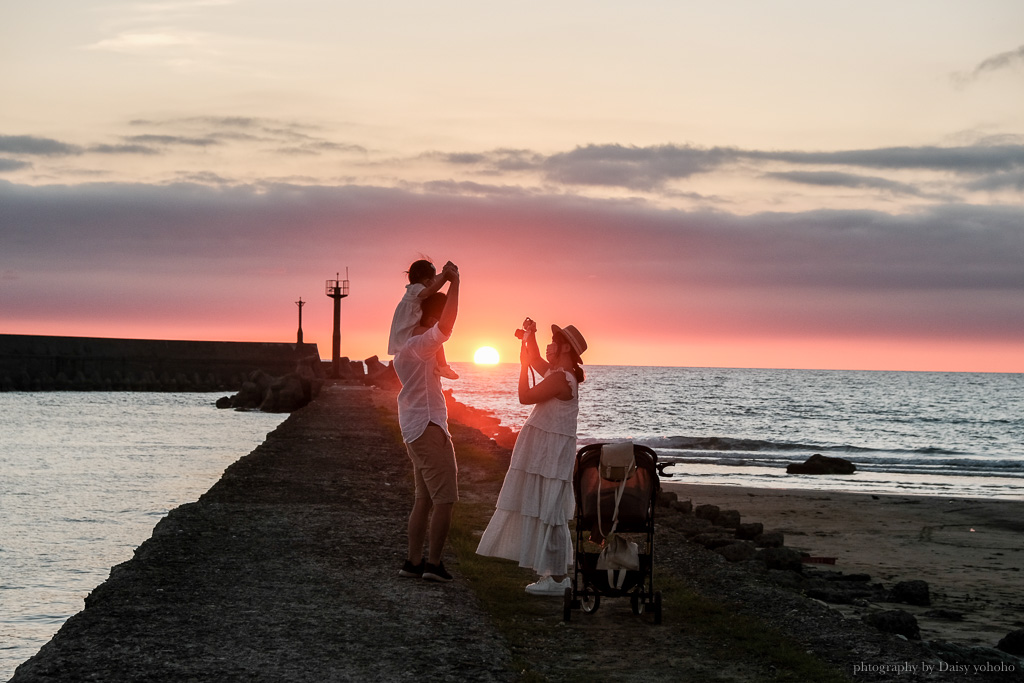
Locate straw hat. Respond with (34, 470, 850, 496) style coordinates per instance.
(551, 324, 587, 358)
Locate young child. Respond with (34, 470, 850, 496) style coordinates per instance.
(388, 259, 459, 379)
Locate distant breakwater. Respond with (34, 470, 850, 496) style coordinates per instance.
(0, 334, 321, 392)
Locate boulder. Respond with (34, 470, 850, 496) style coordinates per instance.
(671, 499, 693, 514)
(331, 356, 357, 380)
(364, 356, 401, 390)
(997, 629, 1024, 656)
(231, 380, 266, 410)
(786, 453, 856, 475)
(694, 504, 720, 522)
(443, 390, 519, 449)
(862, 609, 920, 640)
(803, 572, 887, 605)
(767, 570, 804, 590)
(757, 546, 803, 572)
(293, 358, 323, 402)
(887, 579, 930, 606)
(259, 373, 307, 413)
(755, 531, 785, 548)
(656, 490, 678, 508)
(735, 522, 763, 540)
(716, 541, 757, 563)
(715, 509, 741, 528)
(364, 355, 388, 375)
(223, 365, 319, 413)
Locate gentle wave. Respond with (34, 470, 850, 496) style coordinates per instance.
(454, 363, 1023, 472)
(633, 435, 968, 456)
(451, 363, 1024, 498)
(655, 455, 1024, 477)
(620, 438, 1023, 475)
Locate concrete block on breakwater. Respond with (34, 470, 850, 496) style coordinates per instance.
(0, 334, 320, 391)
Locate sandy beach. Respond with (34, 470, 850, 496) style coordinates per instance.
(663, 482, 1024, 648)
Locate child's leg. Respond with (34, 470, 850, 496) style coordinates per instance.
(435, 347, 458, 379)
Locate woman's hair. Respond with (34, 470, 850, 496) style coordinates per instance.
(569, 352, 586, 384)
(554, 332, 586, 383)
(407, 259, 436, 284)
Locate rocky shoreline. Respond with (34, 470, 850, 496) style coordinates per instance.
(11, 384, 1023, 682)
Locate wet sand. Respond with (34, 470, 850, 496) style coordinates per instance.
(663, 482, 1024, 646)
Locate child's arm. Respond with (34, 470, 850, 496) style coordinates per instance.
(416, 263, 454, 299)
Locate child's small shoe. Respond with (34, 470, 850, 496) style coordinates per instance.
(436, 365, 459, 380)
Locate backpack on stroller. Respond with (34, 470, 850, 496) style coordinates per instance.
(563, 441, 661, 623)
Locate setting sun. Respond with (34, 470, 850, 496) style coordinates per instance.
(473, 346, 500, 365)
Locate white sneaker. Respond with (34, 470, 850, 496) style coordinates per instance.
(525, 576, 571, 596)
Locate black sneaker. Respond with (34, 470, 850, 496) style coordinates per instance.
(422, 561, 453, 582)
(399, 558, 425, 578)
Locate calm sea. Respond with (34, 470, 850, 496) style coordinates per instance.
(451, 364, 1024, 499)
(0, 393, 287, 681)
(2, 367, 1022, 678)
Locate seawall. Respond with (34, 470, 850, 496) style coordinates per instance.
(0, 334, 320, 391)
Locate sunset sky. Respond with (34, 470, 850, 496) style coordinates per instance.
(2, 1, 1023, 372)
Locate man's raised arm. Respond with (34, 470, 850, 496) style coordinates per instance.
(437, 264, 459, 337)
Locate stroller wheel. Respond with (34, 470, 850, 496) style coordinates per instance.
(562, 587, 572, 622)
(630, 592, 645, 615)
(653, 591, 662, 625)
(581, 591, 600, 614)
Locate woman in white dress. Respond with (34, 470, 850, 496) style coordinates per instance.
(476, 317, 587, 596)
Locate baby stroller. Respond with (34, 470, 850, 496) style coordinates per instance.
(563, 441, 661, 624)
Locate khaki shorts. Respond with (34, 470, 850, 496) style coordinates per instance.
(406, 423, 459, 504)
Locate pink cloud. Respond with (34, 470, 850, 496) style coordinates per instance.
(2, 181, 1021, 371)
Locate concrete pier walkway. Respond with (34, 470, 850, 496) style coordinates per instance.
(11, 384, 512, 682)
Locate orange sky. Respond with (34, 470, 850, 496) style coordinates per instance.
(2, 2, 1023, 373)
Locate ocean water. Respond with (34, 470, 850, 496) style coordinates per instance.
(2, 368, 1021, 678)
(449, 364, 1024, 499)
(0, 393, 287, 681)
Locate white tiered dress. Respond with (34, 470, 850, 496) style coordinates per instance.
(476, 369, 579, 576)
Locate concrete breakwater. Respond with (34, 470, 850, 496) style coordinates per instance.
(8, 384, 513, 681)
(0, 334, 321, 392)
